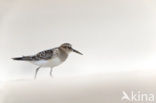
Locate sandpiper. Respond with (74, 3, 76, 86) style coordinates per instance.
(12, 43, 83, 79)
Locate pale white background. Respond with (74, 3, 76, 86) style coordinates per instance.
(0, 0, 156, 103)
(0, 0, 156, 80)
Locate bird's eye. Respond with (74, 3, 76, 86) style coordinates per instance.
(63, 46, 71, 49)
(68, 47, 71, 49)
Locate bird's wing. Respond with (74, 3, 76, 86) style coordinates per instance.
(12, 48, 58, 61)
(35, 49, 54, 60)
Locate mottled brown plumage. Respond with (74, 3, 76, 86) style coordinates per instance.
(13, 49, 54, 61)
(12, 43, 83, 79)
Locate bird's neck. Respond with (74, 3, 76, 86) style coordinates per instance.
(58, 47, 69, 61)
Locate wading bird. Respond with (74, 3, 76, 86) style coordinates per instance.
(12, 43, 83, 79)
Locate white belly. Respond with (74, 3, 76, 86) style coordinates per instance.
(31, 57, 63, 67)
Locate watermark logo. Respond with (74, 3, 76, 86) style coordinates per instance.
(121, 91, 154, 102)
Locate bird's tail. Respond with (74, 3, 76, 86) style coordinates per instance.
(12, 56, 34, 61)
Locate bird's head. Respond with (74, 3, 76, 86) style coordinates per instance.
(59, 43, 83, 55)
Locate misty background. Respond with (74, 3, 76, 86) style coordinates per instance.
(0, 0, 156, 103)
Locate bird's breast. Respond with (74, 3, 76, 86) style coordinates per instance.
(48, 57, 63, 67)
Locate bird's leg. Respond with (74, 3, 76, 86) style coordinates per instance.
(34, 67, 41, 79)
(50, 67, 53, 78)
